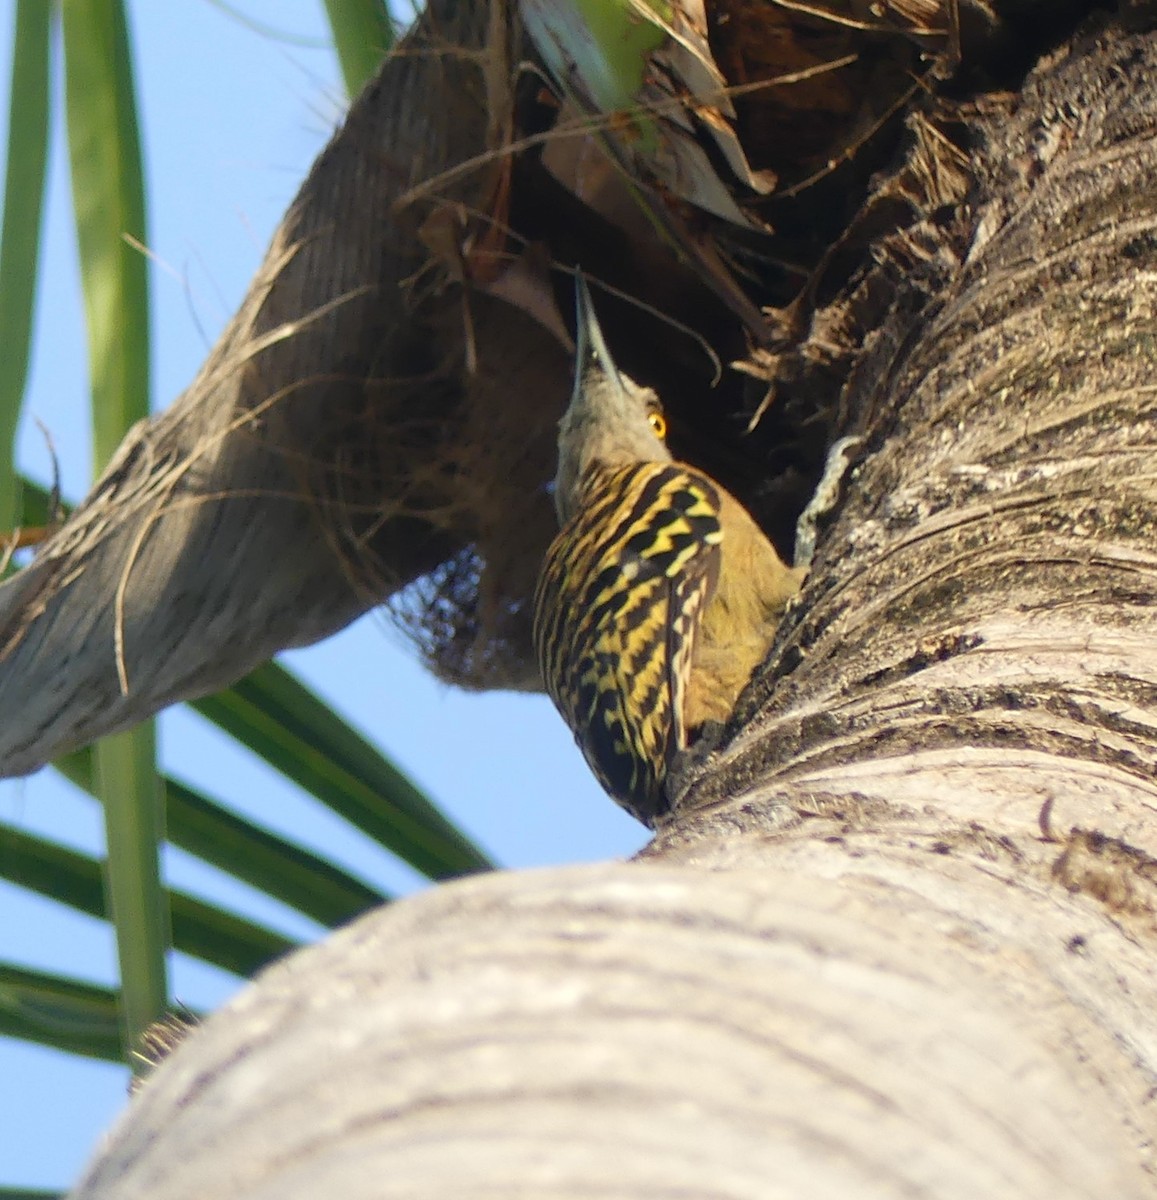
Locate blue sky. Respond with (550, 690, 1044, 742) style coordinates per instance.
(0, 3, 645, 1191)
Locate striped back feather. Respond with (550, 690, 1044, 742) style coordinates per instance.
(533, 461, 723, 822)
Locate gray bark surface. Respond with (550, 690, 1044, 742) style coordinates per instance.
(74, 862, 1154, 1199)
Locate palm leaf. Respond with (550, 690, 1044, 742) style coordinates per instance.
(193, 664, 492, 880)
(323, 0, 395, 95)
(62, 0, 165, 1062)
(0, 824, 296, 978)
(54, 746, 391, 928)
(0, 0, 50, 533)
(0, 963, 122, 1062)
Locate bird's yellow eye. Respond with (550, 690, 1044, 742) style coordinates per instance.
(648, 411, 668, 440)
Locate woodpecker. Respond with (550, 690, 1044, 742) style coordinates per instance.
(533, 279, 804, 824)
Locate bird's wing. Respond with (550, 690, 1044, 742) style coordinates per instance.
(533, 462, 722, 821)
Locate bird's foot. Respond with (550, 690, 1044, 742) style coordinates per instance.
(664, 720, 727, 812)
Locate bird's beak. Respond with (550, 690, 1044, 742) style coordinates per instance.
(573, 274, 623, 404)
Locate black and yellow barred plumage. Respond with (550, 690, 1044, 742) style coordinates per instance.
(533, 461, 724, 819)
(532, 278, 804, 825)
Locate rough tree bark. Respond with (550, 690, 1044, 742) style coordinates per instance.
(52, 5, 1157, 1199)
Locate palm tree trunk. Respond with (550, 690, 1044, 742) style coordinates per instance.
(68, 11, 1157, 1198)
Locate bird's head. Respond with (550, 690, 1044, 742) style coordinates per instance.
(553, 277, 673, 523)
